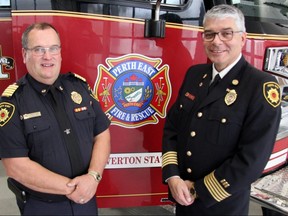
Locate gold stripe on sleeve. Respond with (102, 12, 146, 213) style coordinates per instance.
(204, 171, 231, 202)
(162, 151, 178, 168)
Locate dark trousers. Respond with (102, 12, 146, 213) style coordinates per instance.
(17, 196, 98, 215)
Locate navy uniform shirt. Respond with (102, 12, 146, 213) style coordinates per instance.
(162, 56, 281, 215)
(0, 72, 110, 178)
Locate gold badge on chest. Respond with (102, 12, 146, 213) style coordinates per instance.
(71, 91, 82, 104)
(225, 89, 237, 106)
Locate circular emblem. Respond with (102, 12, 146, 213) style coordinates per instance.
(0, 108, 9, 122)
(113, 72, 154, 113)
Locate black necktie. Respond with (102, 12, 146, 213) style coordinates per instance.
(208, 74, 221, 93)
(49, 85, 84, 177)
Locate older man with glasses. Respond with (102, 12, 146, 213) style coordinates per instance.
(162, 4, 281, 216)
(0, 22, 111, 215)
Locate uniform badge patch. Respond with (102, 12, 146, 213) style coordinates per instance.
(0, 102, 15, 127)
(263, 82, 280, 107)
(71, 91, 82, 104)
(94, 53, 171, 128)
(225, 89, 237, 106)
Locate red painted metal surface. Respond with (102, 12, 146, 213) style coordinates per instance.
(0, 20, 16, 93)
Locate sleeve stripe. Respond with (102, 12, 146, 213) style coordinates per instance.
(204, 171, 231, 202)
(162, 151, 178, 168)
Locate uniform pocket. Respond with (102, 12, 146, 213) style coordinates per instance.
(23, 115, 50, 135)
(206, 108, 243, 147)
(72, 105, 96, 140)
(22, 115, 52, 160)
(73, 105, 96, 120)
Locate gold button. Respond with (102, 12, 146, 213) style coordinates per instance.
(197, 112, 203, 118)
(221, 118, 227, 123)
(199, 82, 203, 87)
(232, 79, 239, 86)
(190, 131, 196, 137)
(187, 168, 192, 173)
(187, 151, 192, 156)
(180, 104, 183, 109)
(41, 89, 47, 93)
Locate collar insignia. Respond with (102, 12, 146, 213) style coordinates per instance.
(232, 79, 239, 86)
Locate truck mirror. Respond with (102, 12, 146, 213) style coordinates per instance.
(144, 0, 165, 38)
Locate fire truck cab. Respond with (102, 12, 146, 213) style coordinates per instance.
(0, 0, 287, 208)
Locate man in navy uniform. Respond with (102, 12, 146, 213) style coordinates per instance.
(0, 23, 110, 215)
(162, 4, 281, 215)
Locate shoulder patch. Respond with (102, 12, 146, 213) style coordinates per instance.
(0, 102, 15, 127)
(73, 73, 87, 83)
(263, 82, 281, 108)
(2, 83, 19, 97)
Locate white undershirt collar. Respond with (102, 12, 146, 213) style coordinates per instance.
(212, 54, 242, 81)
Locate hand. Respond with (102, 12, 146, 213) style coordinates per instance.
(167, 177, 194, 206)
(184, 180, 197, 199)
(66, 174, 98, 204)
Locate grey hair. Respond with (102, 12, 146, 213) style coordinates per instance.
(22, 22, 60, 49)
(203, 4, 246, 32)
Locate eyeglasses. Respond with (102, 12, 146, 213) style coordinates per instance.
(25, 45, 61, 56)
(202, 30, 242, 42)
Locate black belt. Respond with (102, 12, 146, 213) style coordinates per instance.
(8, 178, 68, 203)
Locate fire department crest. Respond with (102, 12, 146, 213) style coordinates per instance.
(263, 81, 280, 108)
(0, 102, 15, 127)
(94, 54, 171, 128)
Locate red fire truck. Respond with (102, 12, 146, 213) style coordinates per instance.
(0, 0, 287, 208)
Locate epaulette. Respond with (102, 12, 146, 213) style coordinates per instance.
(73, 73, 87, 83)
(1, 83, 19, 97)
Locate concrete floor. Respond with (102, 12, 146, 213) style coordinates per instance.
(0, 163, 263, 215)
